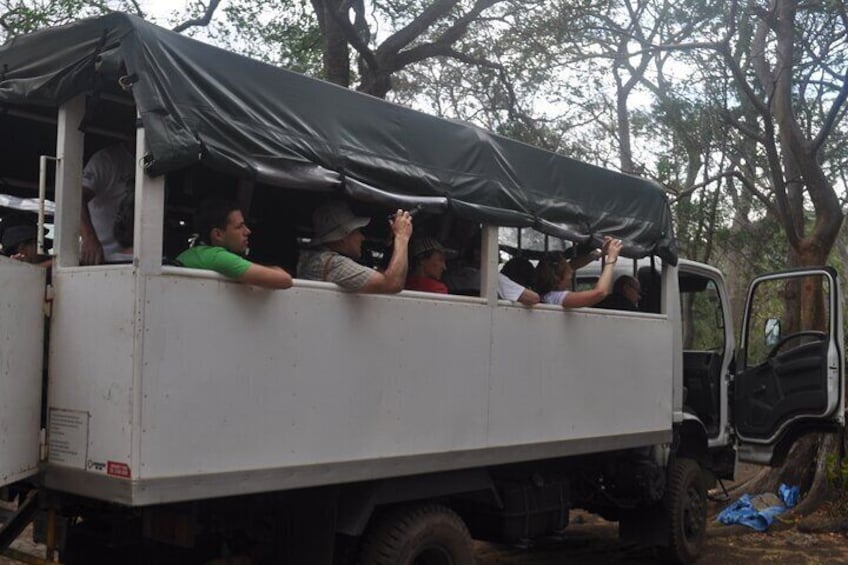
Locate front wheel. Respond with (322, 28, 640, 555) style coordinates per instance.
(357, 503, 474, 565)
(661, 458, 707, 564)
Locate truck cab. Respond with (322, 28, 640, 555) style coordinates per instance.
(570, 255, 844, 468)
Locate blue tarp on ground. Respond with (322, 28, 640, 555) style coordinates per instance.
(717, 484, 800, 532)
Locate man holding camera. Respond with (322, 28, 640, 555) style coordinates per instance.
(298, 201, 413, 294)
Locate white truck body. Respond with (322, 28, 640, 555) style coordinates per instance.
(43, 264, 676, 505)
(0, 15, 843, 563)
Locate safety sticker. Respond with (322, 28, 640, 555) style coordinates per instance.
(107, 461, 131, 478)
(48, 408, 89, 469)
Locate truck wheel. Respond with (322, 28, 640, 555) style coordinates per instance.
(661, 458, 706, 564)
(357, 503, 473, 565)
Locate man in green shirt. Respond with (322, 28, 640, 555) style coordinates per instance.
(177, 200, 293, 289)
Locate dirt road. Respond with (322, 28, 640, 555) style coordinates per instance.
(475, 516, 848, 564)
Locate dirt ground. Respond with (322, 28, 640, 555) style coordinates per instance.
(3, 509, 848, 564)
(475, 509, 848, 564)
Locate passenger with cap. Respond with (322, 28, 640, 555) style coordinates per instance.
(1, 217, 51, 267)
(298, 201, 413, 293)
(405, 237, 455, 294)
(177, 199, 292, 289)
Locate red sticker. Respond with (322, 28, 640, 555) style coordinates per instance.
(107, 461, 131, 478)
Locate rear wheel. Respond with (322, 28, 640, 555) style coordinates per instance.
(661, 458, 706, 564)
(357, 503, 473, 565)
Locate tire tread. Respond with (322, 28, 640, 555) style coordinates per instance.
(357, 503, 473, 565)
(662, 458, 706, 564)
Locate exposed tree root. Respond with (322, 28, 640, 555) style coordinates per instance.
(714, 432, 843, 526)
(724, 467, 770, 497)
(790, 433, 839, 516)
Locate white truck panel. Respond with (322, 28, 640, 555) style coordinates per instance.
(0, 258, 45, 487)
(47, 267, 137, 475)
(137, 275, 492, 478)
(45, 267, 675, 503)
(489, 305, 673, 445)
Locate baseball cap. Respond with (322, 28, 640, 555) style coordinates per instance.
(1, 224, 38, 256)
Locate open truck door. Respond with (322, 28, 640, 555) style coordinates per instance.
(0, 258, 46, 487)
(735, 267, 844, 465)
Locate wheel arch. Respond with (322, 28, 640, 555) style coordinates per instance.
(335, 468, 495, 536)
(674, 417, 709, 469)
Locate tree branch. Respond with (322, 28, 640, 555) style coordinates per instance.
(720, 43, 773, 121)
(127, 0, 146, 19)
(812, 67, 848, 152)
(650, 0, 738, 52)
(749, 13, 776, 102)
(378, 0, 460, 57)
(668, 169, 770, 218)
(0, 9, 17, 32)
(731, 170, 777, 217)
(327, 0, 378, 71)
(387, 0, 502, 68)
(722, 112, 766, 144)
(172, 0, 221, 33)
(443, 47, 503, 70)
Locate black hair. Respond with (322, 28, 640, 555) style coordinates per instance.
(501, 256, 536, 290)
(614, 275, 638, 294)
(195, 199, 240, 243)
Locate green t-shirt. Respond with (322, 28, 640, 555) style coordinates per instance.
(176, 245, 251, 279)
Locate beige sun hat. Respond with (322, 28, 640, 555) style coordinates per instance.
(312, 201, 371, 244)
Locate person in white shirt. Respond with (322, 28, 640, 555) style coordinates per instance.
(498, 256, 539, 306)
(497, 272, 539, 306)
(80, 143, 135, 264)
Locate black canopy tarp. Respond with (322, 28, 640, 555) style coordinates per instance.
(0, 13, 677, 264)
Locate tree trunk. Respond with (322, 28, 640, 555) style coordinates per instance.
(785, 236, 833, 335)
(615, 73, 634, 174)
(311, 0, 351, 87)
(359, 65, 392, 98)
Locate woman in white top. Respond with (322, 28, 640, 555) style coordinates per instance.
(535, 238, 623, 308)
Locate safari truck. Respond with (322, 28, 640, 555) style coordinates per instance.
(0, 13, 843, 565)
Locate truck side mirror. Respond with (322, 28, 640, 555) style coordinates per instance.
(764, 318, 780, 347)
